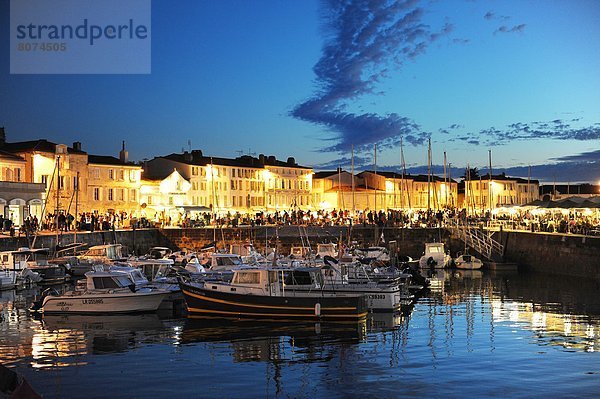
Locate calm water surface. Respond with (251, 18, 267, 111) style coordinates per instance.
(1, 270, 599, 398)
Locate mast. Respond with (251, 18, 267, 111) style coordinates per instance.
(337, 166, 341, 210)
(427, 138, 431, 214)
(374, 143, 377, 212)
(74, 171, 79, 245)
(400, 137, 409, 209)
(351, 144, 355, 214)
(443, 151, 448, 207)
(56, 155, 60, 244)
(527, 165, 531, 204)
(211, 157, 216, 242)
(488, 149, 492, 211)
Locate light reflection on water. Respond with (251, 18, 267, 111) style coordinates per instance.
(0, 270, 599, 398)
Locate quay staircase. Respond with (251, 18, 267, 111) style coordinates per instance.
(448, 219, 504, 262)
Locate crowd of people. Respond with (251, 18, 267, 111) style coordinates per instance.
(5, 206, 600, 237)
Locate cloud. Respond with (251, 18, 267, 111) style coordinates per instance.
(453, 119, 600, 146)
(494, 24, 526, 34)
(291, 0, 452, 154)
(312, 154, 373, 170)
(551, 149, 600, 163)
(483, 11, 495, 20)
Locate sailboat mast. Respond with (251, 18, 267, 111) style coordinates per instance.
(211, 157, 216, 242)
(401, 137, 409, 209)
(74, 171, 79, 245)
(56, 155, 60, 242)
(527, 165, 531, 204)
(374, 144, 377, 212)
(427, 138, 431, 214)
(351, 144, 355, 214)
(443, 151, 448, 207)
(488, 149, 492, 211)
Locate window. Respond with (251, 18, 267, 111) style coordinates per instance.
(192, 166, 198, 176)
(73, 176, 79, 190)
(169, 196, 173, 205)
(58, 176, 65, 190)
(234, 271, 260, 284)
(41, 175, 48, 186)
(118, 188, 124, 201)
(118, 170, 124, 181)
(147, 195, 153, 205)
(94, 188, 100, 201)
(108, 188, 113, 201)
(109, 169, 115, 180)
(130, 189, 137, 202)
(129, 170, 137, 181)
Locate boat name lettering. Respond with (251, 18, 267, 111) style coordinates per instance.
(56, 301, 73, 307)
(368, 294, 386, 300)
(82, 298, 104, 304)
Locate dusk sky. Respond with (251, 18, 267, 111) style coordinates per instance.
(1, 0, 599, 182)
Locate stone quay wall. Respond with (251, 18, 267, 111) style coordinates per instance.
(1, 227, 598, 278)
(493, 230, 600, 279)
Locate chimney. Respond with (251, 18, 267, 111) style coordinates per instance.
(183, 151, 192, 162)
(0, 127, 5, 146)
(258, 154, 265, 164)
(268, 155, 276, 164)
(119, 140, 128, 163)
(72, 141, 82, 151)
(191, 149, 203, 160)
(287, 157, 295, 165)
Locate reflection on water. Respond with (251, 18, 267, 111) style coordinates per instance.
(0, 270, 599, 398)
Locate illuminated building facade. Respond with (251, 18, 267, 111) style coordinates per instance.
(461, 173, 540, 211)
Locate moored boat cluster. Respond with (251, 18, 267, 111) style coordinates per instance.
(0, 239, 482, 322)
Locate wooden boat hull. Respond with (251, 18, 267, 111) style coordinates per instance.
(180, 281, 368, 321)
(41, 290, 167, 314)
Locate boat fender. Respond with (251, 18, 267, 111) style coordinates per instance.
(314, 303, 321, 317)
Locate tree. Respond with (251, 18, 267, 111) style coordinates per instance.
(462, 167, 480, 179)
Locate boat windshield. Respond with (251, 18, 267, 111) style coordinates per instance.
(92, 275, 133, 289)
(428, 246, 443, 253)
(107, 246, 123, 259)
(216, 256, 242, 266)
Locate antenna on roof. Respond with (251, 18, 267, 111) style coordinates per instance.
(236, 150, 244, 157)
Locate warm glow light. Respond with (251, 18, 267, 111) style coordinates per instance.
(205, 165, 218, 180)
(385, 181, 394, 192)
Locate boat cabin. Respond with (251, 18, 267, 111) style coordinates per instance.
(289, 246, 311, 258)
(0, 247, 50, 271)
(424, 243, 446, 255)
(316, 243, 337, 258)
(204, 268, 284, 296)
(146, 247, 172, 260)
(85, 270, 135, 291)
(80, 244, 125, 262)
(204, 253, 244, 271)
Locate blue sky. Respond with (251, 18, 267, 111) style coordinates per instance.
(1, 0, 599, 183)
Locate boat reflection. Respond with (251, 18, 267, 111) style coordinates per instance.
(180, 317, 366, 362)
(25, 313, 169, 368)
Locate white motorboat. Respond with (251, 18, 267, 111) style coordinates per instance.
(454, 254, 483, 270)
(0, 247, 65, 284)
(418, 242, 452, 269)
(316, 243, 337, 258)
(0, 268, 17, 290)
(32, 270, 168, 314)
(283, 265, 412, 312)
(68, 244, 127, 277)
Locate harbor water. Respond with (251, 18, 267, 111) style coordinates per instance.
(1, 269, 599, 398)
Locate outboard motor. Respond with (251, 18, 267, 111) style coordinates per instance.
(426, 256, 437, 269)
(29, 288, 59, 313)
